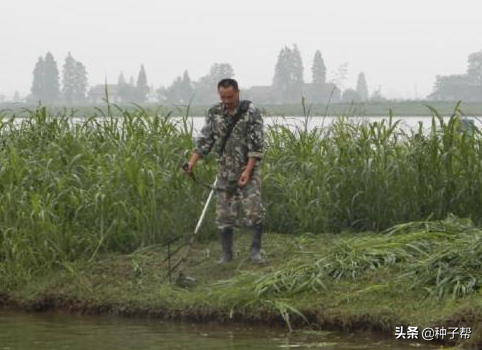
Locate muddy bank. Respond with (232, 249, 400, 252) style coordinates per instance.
(1, 291, 472, 349)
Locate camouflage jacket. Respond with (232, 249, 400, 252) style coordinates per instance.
(194, 101, 264, 182)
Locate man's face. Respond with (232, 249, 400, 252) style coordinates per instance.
(218, 86, 240, 110)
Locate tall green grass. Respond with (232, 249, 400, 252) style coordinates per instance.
(264, 103, 482, 233)
(0, 102, 481, 286)
(0, 105, 216, 284)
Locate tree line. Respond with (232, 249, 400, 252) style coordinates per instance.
(158, 45, 372, 105)
(429, 50, 482, 102)
(28, 52, 150, 105)
(21, 46, 482, 105)
(30, 52, 88, 104)
(26, 46, 374, 105)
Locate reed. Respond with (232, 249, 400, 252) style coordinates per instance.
(0, 105, 216, 284)
(0, 102, 481, 288)
(264, 102, 482, 233)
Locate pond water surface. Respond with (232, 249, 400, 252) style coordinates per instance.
(0, 310, 440, 350)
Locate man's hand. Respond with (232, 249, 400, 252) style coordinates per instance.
(182, 161, 195, 176)
(182, 152, 200, 176)
(238, 169, 251, 187)
(238, 157, 257, 187)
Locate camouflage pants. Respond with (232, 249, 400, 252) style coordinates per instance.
(215, 168, 265, 230)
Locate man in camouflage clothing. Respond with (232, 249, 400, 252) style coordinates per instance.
(184, 78, 265, 263)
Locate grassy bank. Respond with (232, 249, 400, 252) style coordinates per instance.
(0, 104, 482, 347)
(1, 104, 482, 284)
(1, 216, 481, 348)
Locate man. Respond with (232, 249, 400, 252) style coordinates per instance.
(183, 78, 265, 263)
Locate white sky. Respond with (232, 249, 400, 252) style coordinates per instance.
(0, 0, 480, 100)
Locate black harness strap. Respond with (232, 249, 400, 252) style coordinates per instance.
(182, 100, 252, 192)
(218, 100, 251, 157)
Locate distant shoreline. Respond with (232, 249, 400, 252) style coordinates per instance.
(1, 101, 481, 117)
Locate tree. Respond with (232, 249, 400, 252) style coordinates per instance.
(272, 44, 304, 102)
(180, 70, 194, 103)
(312, 50, 326, 84)
(136, 64, 149, 102)
(371, 87, 386, 102)
(341, 88, 361, 102)
(115, 72, 139, 103)
(468, 50, 482, 85)
(117, 72, 128, 102)
(31, 56, 45, 101)
(120, 75, 137, 102)
(73, 60, 88, 102)
(329, 63, 348, 91)
(205, 63, 235, 85)
(117, 72, 127, 87)
(62, 53, 88, 104)
(43, 52, 60, 103)
(166, 70, 194, 104)
(429, 74, 480, 101)
(272, 47, 290, 91)
(356, 72, 369, 101)
(62, 52, 76, 104)
(166, 76, 183, 103)
(194, 63, 235, 104)
(291, 44, 304, 89)
(156, 86, 168, 103)
(429, 49, 482, 101)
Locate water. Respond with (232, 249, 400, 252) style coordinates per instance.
(181, 115, 482, 136)
(0, 310, 438, 350)
(8, 115, 482, 137)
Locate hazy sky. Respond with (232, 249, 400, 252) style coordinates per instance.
(0, 0, 480, 100)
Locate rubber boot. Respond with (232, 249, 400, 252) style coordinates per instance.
(218, 226, 233, 264)
(250, 223, 265, 263)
